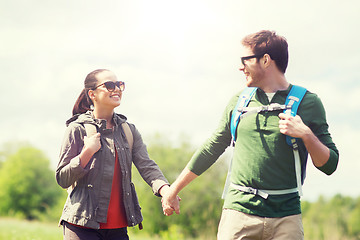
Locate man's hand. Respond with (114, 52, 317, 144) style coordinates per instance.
(160, 185, 181, 216)
(278, 112, 330, 167)
(159, 168, 198, 216)
(278, 113, 310, 139)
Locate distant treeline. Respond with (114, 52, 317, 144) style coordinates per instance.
(0, 138, 359, 240)
(302, 195, 360, 240)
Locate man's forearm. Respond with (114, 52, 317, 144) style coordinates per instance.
(161, 168, 198, 216)
(302, 129, 330, 167)
(170, 168, 198, 196)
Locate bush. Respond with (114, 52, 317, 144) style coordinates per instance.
(0, 143, 63, 220)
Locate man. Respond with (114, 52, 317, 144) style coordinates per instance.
(161, 30, 339, 239)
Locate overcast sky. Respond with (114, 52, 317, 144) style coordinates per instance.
(1, 0, 359, 201)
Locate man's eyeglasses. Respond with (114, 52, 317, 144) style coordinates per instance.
(93, 81, 125, 92)
(241, 54, 265, 65)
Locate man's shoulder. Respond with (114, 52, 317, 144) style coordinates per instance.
(288, 84, 320, 104)
(302, 88, 321, 104)
(296, 88, 326, 117)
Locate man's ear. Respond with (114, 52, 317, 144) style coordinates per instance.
(262, 53, 272, 68)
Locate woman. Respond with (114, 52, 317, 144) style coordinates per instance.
(56, 69, 175, 240)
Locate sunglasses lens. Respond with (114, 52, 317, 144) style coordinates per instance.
(103, 81, 116, 91)
(100, 81, 125, 92)
(116, 81, 125, 91)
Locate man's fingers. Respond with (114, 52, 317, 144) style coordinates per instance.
(163, 206, 175, 216)
(278, 112, 286, 119)
(174, 207, 180, 215)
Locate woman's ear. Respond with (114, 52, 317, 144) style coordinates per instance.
(88, 89, 95, 101)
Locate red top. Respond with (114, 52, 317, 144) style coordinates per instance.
(100, 148, 128, 229)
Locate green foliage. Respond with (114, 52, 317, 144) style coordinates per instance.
(2, 139, 360, 240)
(0, 143, 63, 220)
(348, 198, 360, 238)
(132, 133, 228, 239)
(302, 194, 360, 240)
(159, 224, 185, 240)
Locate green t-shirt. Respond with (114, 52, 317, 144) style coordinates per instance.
(187, 84, 339, 218)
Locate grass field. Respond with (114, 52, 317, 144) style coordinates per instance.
(0, 218, 63, 240)
(0, 218, 162, 240)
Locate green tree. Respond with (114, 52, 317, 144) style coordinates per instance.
(0, 141, 29, 167)
(0, 144, 62, 220)
(348, 197, 360, 239)
(302, 194, 360, 240)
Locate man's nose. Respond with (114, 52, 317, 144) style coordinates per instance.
(239, 64, 245, 71)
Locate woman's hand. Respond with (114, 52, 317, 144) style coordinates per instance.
(83, 133, 101, 155)
(79, 133, 101, 168)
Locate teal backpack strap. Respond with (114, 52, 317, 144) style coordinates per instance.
(230, 87, 257, 143)
(283, 85, 307, 197)
(223, 87, 256, 199)
(283, 85, 307, 146)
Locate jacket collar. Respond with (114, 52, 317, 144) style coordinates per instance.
(66, 111, 128, 127)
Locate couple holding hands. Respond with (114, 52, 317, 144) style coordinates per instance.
(56, 30, 338, 240)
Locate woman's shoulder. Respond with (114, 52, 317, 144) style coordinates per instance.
(114, 112, 127, 121)
(114, 112, 134, 128)
(64, 113, 96, 138)
(114, 113, 141, 138)
(66, 112, 94, 126)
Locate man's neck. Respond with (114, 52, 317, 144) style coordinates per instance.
(260, 73, 289, 93)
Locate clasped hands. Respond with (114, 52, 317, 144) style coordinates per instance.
(159, 185, 181, 216)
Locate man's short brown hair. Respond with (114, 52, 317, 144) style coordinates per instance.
(242, 30, 289, 73)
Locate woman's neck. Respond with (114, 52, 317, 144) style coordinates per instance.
(93, 108, 114, 129)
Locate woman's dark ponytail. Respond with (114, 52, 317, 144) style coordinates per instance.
(72, 69, 109, 116)
(72, 88, 92, 116)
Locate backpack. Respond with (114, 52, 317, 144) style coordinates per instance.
(222, 85, 307, 199)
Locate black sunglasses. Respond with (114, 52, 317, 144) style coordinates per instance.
(241, 54, 265, 65)
(93, 81, 125, 92)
